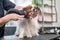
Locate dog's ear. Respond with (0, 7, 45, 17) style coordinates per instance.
(23, 5, 32, 14)
(23, 5, 32, 9)
(26, 5, 32, 9)
(34, 6, 39, 9)
(23, 8, 26, 11)
(34, 6, 42, 14)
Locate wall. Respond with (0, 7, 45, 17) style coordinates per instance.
(5, 0, 60, 27)
(54, 0, 60, 27)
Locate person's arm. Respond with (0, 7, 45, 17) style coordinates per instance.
(0, 14, 24, 27)
(3, 0, 23, 11)
(0, 15, 11, 27)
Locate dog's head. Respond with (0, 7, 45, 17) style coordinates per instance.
(23, 5, 41, 18)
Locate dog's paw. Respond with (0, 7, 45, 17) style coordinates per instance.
(19, 35, 24, 38)
(27, 35, 32, 38)
(15, 31, 19, 36)
(36, 33, 39, 36)
(15, 33, 19, 36)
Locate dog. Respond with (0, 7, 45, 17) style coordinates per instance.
(15, 5, 41, 38)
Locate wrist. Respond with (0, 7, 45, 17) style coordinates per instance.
(0, 15, 11, 24)
(4, 14, 12, 21)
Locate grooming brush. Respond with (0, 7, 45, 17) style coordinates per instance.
(6, 8, 29, 19)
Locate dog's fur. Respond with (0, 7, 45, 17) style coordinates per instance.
(15, 5, 40, 38)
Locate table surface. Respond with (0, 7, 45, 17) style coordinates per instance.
(0, 35, 58, 40)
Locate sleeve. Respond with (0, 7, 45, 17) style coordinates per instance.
(3, 0, 16, 11)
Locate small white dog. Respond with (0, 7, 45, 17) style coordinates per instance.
(15, 5, 41, 38)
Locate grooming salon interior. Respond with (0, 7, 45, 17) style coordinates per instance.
(0, 0, 60, 40)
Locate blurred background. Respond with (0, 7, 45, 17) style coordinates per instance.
(5, 0, 60, 27)
(3, 0, 60, 40)
(5, 0, 60, 35)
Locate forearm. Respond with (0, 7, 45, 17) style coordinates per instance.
(0, 15, 11, 27)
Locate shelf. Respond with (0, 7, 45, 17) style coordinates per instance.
(44, 0, 55, 6)
(38, 17, 52, 22)
(38, 14, 56, 23)
(40, 7, 56, 15)
(40, 11, 56, 15)
(38, 21, 53, 23)
(33, 0, 57, 22)
(38, 15, 52, 23)
(44, 12, 56, 15)
(44, 4, 55, 8)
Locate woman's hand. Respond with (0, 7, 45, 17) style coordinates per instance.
(0, 13, 24, 27)
(6, 13, 24, 21)
(15, 5, 23, 10)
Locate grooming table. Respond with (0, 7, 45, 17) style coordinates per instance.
(0, 35, 58, 40)
(50, 36, 60, 40)
(3, 27, 59, 40)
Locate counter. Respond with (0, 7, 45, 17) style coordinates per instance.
(0, 35, 58, 40)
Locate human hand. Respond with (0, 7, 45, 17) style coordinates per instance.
(7, 13, 24, 21)
(15, 5, 23, 10)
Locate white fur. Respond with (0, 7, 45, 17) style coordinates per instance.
(15, 14, 40, 38)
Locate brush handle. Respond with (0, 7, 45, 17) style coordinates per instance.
(6, 8, 29, 19)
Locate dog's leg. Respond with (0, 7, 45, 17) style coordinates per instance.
(27, 29, 32, 38)
(15, 26, 20, 36)
(31, 16, 39, 36)
(19, 27, 24, 38)
(27, 19, 37, 37)
(26, 22, 32, 38)
(35, 29, 39, 36)
(33, 23, 39, 36)
(15, 21, 20, 36)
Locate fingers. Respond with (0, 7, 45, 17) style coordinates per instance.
(7, 14, 24, 21)
(15, 5, 23, 10)
(17, 15, 24, 20)
(18, 15, 24, 18)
